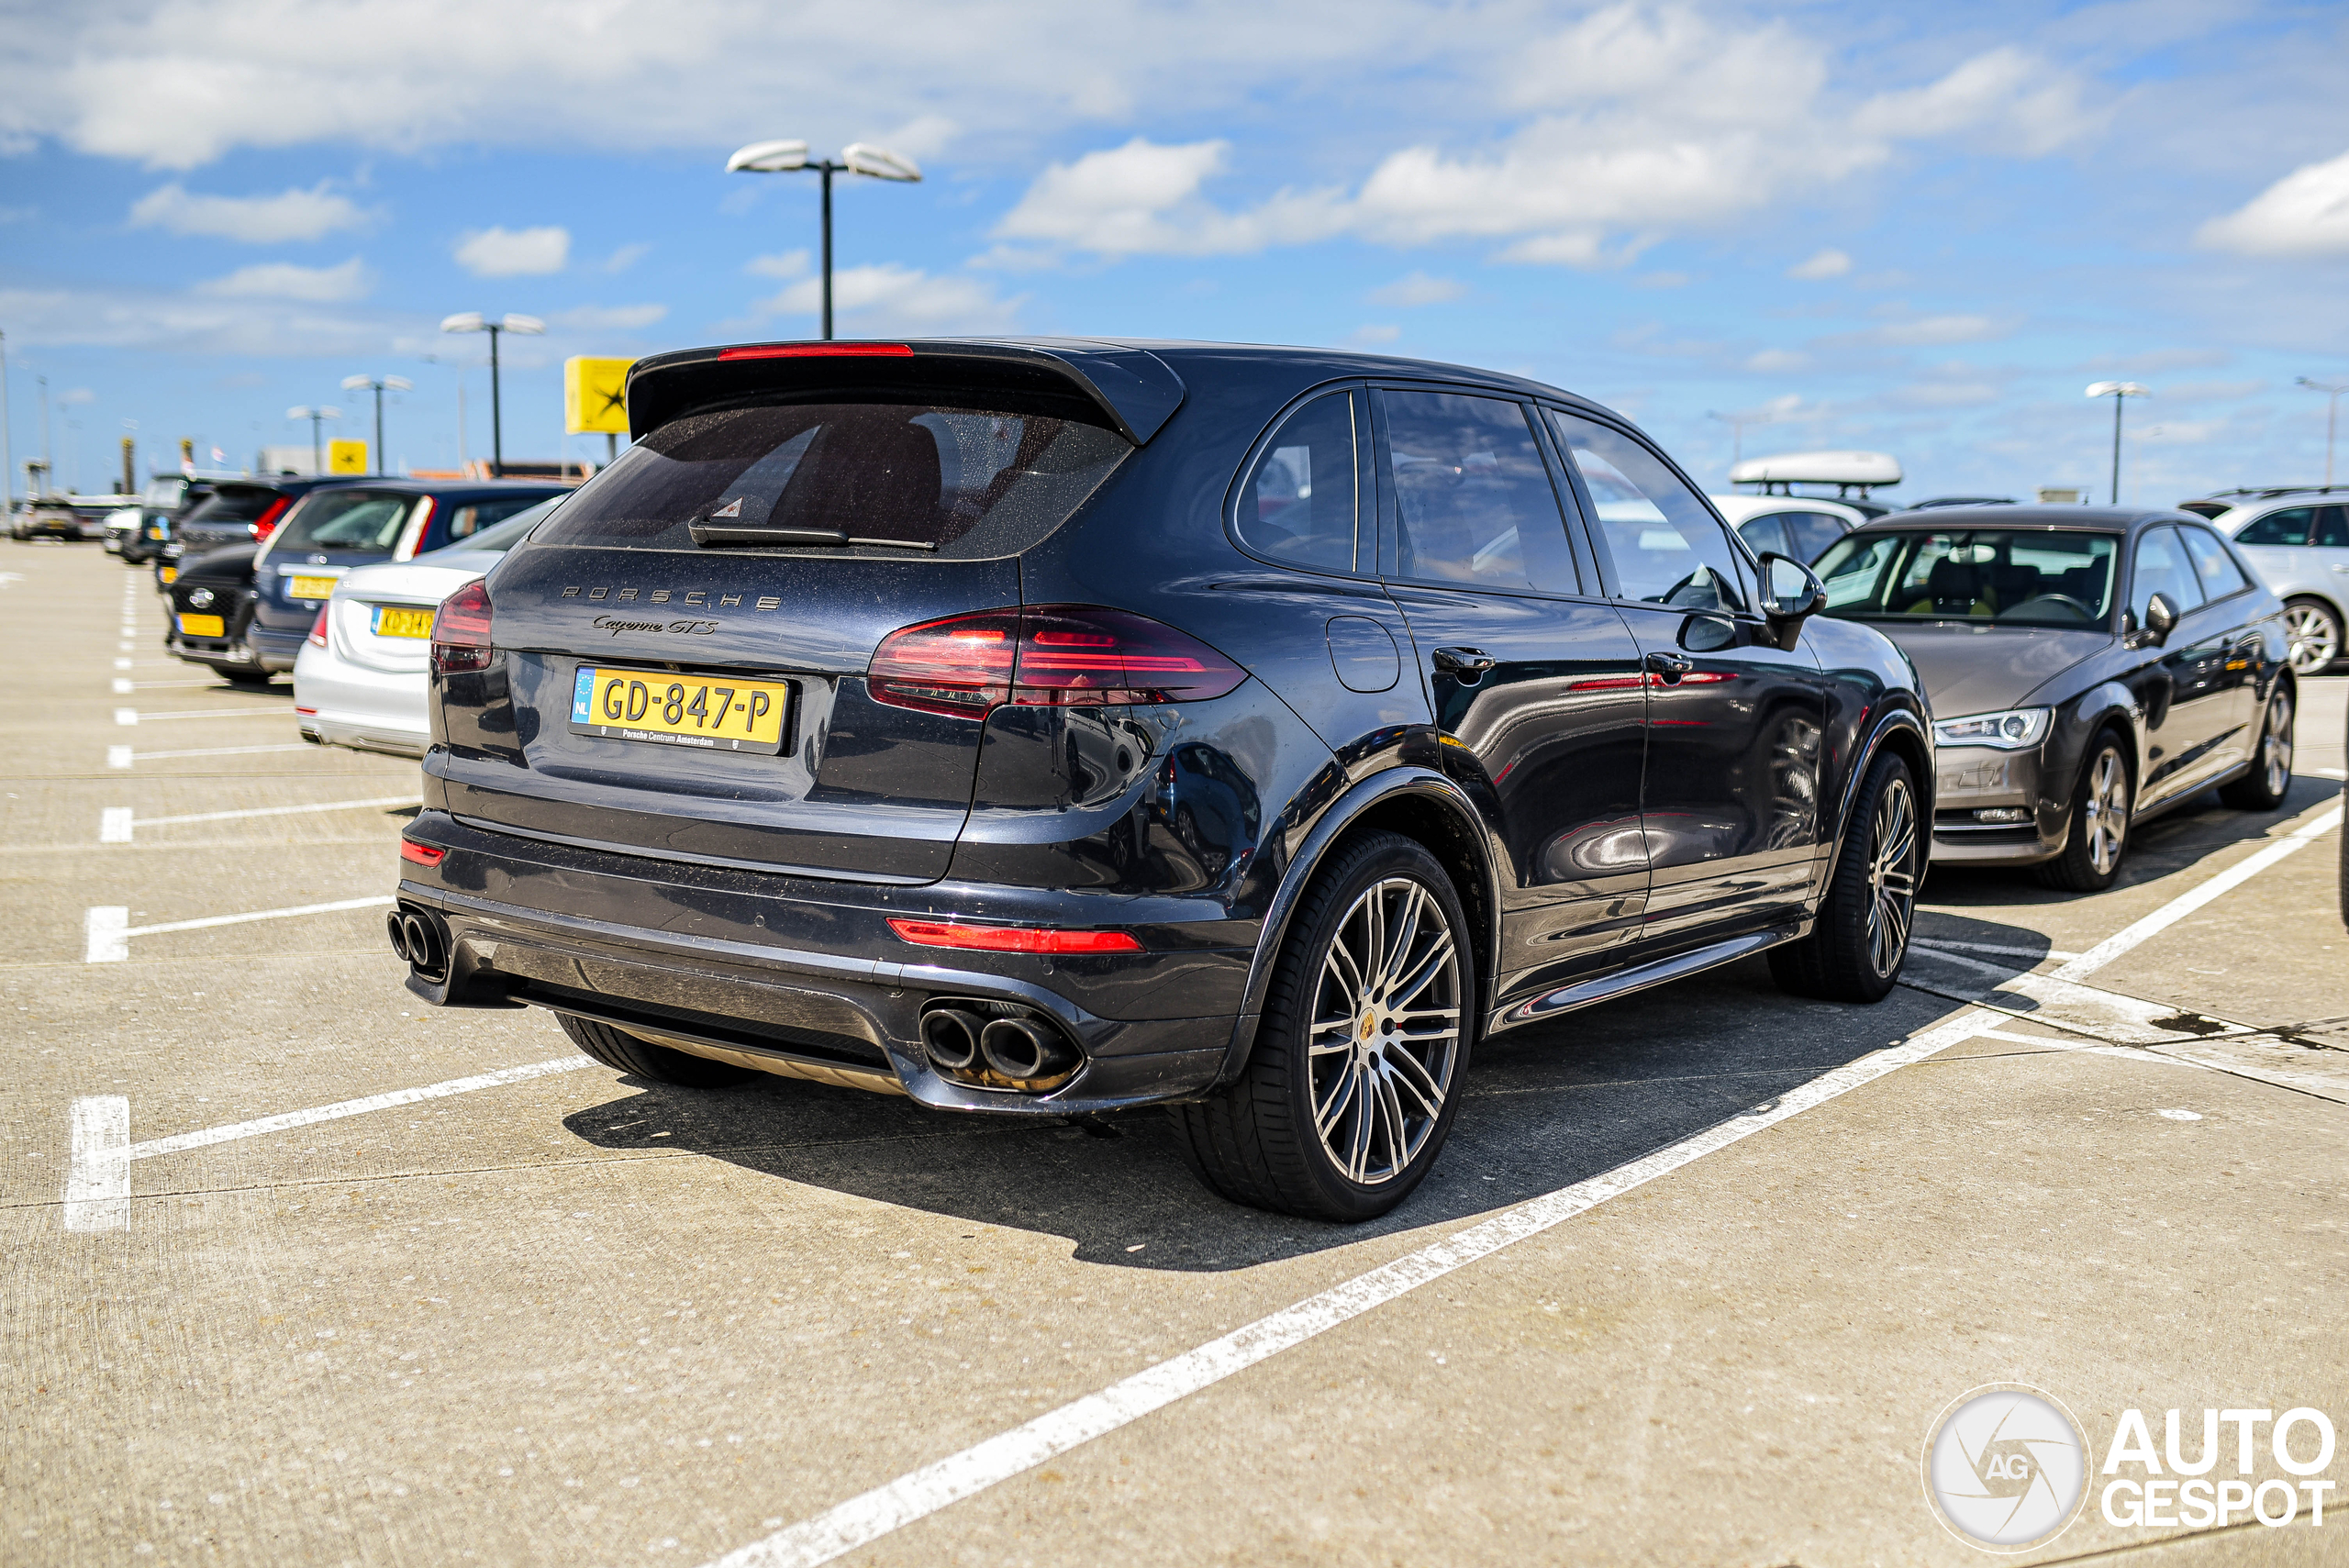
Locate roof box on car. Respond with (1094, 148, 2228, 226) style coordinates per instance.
(1730, 450, 1904, 495)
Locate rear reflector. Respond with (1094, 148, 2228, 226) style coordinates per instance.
(399, 840, 445, 867)
(868, 605, 1246, 718)
(719, 343, 912, 361)
(430, 580, 494, 673)
(885, 918, 1141, 954)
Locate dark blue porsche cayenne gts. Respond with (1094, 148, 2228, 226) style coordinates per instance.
(394, 339, 1933, 1219)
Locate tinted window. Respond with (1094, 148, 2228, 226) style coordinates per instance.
(1550, 409, 1742, 612)
(2132, 525, 2202, 619)
(2320, 506, 2349, 547)
(1236, 392, 1358, 573)
(1812, 529, 2119, 627)
(445, 495, 554, 542)
(272, 490, 417, 553)
(421, 497, 561, 557)
(1735, 515, 1789, 558)
(1781, 510, 1848, 562)
(181, 484, 285, 524)
(2178, 526, 2251, 599)
(534, 402, 1131, 558)
(1382, 391, 1576, 593)
(2236, 506, 2314, 546)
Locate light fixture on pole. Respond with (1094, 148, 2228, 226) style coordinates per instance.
(285, 405, 343, 475)
(341, 374, 414, 476)
(724, 139, 922, 339)
(2295, 376, 2349, 489)
(440, 313, 543, 477)
(2084, 381, 2150, 506)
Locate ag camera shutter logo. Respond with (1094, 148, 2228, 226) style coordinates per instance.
(1922, 1385, 2089, 1551)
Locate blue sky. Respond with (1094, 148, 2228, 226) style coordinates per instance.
(3, 1, 2346, 504)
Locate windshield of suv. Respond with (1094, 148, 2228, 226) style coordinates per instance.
(270, 490, 418, 554)
(1813, 528, 2120, 628)
(533, 401, 1132, 557)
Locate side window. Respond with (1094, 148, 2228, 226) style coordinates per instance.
(1235, 392, 1359, 573)
(1735, 515, 1789, 559)
(1781, 510, 1848, 562)
(2131, 526, 2203, 621)
(1548, 409, 1745, 612)
(1816, 532, 1901, 609)
(2178, 526, 2251, 599)
(448, 495, 547, 542)
(2318, 506, 2349, 548)
(2233, 507, 2313, 547)
(1379, 391, 1577, 593)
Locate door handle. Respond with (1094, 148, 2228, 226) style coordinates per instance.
(1431, 646, 1497, 682)
(1642, 651, 1693, 684)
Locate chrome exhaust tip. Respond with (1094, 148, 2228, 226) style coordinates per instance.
(919, 1008, 985, 1072)
(979, 1017, 1078, 1082)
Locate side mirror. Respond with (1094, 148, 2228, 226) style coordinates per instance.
(1755, 551, 1827, 651)
(2143, 591, 2179, 646)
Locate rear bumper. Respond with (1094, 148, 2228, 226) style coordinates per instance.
(294, 642, 429, 758)
(395, 811, 1246, 1115)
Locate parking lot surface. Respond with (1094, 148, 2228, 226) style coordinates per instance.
(4, 543, 2343, 1565)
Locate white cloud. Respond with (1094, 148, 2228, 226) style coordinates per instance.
(453, 225, 569, 277)
(1787, 248, 1851, 280)
(1860, 313, 2010, 347)
(1346, 324, 1402, 346)
(551, 303, 669, 332)
(57, 386, 95, 406)
(1366, 271, 1464, 306)
(128, 180, 370, 242)
(602, 241, 652, 273)
(760, 263, 1021, 334)
(994, 139, 1344, 257)
(0, 283, 391, 356)
(195, 256, 372, 303)
(745, 250, 809, 280)
(2197, 148, 2349, 258)
(1745, 349, 1810, 373)
(1850, 46, 2097, 157)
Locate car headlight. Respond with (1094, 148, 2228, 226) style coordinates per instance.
(1933, 707, 2051, 750)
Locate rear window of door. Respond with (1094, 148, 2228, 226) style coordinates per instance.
(531, 402, 1132, 558)
(272, 491, 417, 553)
(1234, 390, 1363, 573)
(1735, 514, 1790, 558)
(1780, 510, 1848, 562)
(1378, 390, 1578, 594)
(1547, 409, 1745, 613)
(2131, 525, 2204, 619)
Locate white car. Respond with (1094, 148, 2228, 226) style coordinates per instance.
(1709, 493, 1871, 563)
(2197, 490, 2349, 674)
(292, 498, 559, 758)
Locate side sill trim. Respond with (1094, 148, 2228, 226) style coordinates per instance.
(1492, 927, 1798, 1032)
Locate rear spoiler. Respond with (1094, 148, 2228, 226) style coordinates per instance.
(624, 338, 1186, 447)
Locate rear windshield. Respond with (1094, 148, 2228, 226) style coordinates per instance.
(181, 484, 285, 524)
(532, 402, 1132, 558)
(1815, 528, 2120, 628)
(272, 490, 418, 554)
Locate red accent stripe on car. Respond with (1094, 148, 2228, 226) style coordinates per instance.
(718, 343, 913, 361)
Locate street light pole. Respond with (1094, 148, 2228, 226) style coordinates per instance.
(440, 314, 544, 477)
(724, 140, 923, 341)
(286, 405, 342, 473)
(341, 375, 414, 476)
(2295, 377, 2349, 488)
(2085, 382, 2150, 506)
(0, 328, 12, 510)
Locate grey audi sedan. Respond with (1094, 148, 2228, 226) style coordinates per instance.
(1812, 506, 2296, 890)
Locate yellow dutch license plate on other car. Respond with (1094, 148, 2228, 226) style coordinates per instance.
(372, 605, 436, 639)
(289, 575, 339, 601)
(159, 566, 177, 584)
(569, 665, 793, 754)
(178, 613, 225, 637)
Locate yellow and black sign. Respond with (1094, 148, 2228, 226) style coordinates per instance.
(328, 439, 368, 474)
(565, 357, 635, 436)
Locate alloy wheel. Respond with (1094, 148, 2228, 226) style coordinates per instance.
(1308, 876, 1462, 1185)
(1865, 776, 1918, 976)
(2283, 603, 2340, 675)
(2260, 687, 2295, 798)
(2082, 749, 2130, 875)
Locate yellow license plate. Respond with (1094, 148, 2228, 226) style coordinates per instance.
(569, 665, 793, 754)
(178, 613, 225, 637)
(159, 566, 177, 584)
(372, 606, 437, 639)
(289, 575, 339, 601)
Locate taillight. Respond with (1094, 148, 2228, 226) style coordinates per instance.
(399, 840, 446, 867)
(885, 917, 1141, 953)
(430, 581, 494, 673)
(250, 495, 290, 540)
(867, 606, 1246, 718)
(306, 605, 329, 648)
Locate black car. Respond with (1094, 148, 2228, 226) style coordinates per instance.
(165, 476, 351, 567)
(1811, 506, 2294, 891)
(393, 338, 1932, 1220)
(164, 541, 273, 684)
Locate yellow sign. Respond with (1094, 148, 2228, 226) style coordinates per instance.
(565, 356, 635, 435)
(328, 439, 368, 474)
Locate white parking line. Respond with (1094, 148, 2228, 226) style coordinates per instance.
(115, 707, 288, 726)
(83, 895, 395, 962)
(107, 742, 313, 768)
(61, 1056, 596, 1229)
(2053, 806, 2343, 982)
(705, 1010, 1991, 1568)
(97, 795, 417, 841)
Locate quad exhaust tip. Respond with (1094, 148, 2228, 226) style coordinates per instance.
(919, 1001, 1082, 1090)
(386, 905, 451, 984)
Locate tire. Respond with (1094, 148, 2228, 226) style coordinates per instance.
(1770, 751, 1920, 1003)
(2036, 733, 2132, 892)
(1168, 830, 1473, 1221)
(2219, 680, 2294, 812)
(556, 1013, 761, 1088)
(2282, 598, 2342, 676)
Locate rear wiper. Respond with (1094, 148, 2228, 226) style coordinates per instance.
(689, 520, 937, 550)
